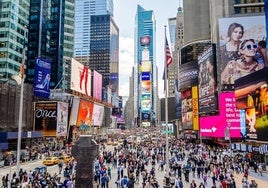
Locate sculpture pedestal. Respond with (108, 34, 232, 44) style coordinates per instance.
(72, 135, 99, 188)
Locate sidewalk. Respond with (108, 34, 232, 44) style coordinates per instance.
(233, 169, 268, 188)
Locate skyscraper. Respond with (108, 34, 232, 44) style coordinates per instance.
(0, 0, 30, 79)
(89, 14, 119, 98)
(74, 0, 113, 57)
(134, 5, 157, 127)
(26, 0, 75, 90)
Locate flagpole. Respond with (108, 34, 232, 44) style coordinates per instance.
(164, 25, 170, 187)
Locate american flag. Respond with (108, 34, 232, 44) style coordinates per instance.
(166, 37, 172, 68)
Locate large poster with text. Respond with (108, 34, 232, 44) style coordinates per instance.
(34, 102, 57, 137)
(200, 92, 245, 138)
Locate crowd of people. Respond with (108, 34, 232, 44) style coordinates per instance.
(0, 133, 264, 188)
(92, 134, 262, 188)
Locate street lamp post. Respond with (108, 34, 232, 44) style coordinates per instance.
(16, 42, 26, 178)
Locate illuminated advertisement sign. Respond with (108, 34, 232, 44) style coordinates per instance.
(181, 88, 193, 129)
(235, 67, 268, 141)
(200, 92, 245, 138)
(218, 16, 266, 91)
(141, 112, 150, 121)
(141, 80, 151, 94)
(34, 102, 57, 137)
(192, 86, 199, 131)
(93, 70, 102, 100)
(92, 104, 104, 126)
(174, 79, 182, 119)
(141, 72, 150, 80)
(76, 100, 94, 127)
(198, 44, 218, 113)
(140, 61, 152, 72)
(140, 36, 150, 46)
(141, 94, 151, 111)
(71, 58, 91, 96)
(34, 58, 51, 98)
(179, 61, 198, 90)
(57, 102, 68, 137)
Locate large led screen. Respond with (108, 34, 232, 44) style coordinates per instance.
(140, 61, 152, 72)
(34, 102, 57, 137)
(179, 61, 198, 90)
(141, 80, 151, 94)
(92, 104, 104, 126)
(198, 44, 218, 113)
(71, 58, 91, 96)
(141, 94, 151, 111)
(219, 15, 266, 91)
(200, 92, 245, 138)
(93, 70, 102, 100)
(57, 102, 68, 137)
(235, 67, 268, 141)
(181, 88, 193, 129)
(34, 58, 51, 98)
(76, 100, 94, 127)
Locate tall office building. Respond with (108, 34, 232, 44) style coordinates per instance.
(0, 0, 30, 79)
(89, 14, 119, 99)
(26, 0, 75, 89)
(134, 5, 157, 127)
(74, 0, 113, 58)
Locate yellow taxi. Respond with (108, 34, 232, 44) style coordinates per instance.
(58, 155, 73, 164)
(42, 157, 59, 166)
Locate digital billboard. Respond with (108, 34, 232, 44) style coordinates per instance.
(181, 88, 193, 129)
(93, 70, 102, 100)
(219, 15, 266, 91)
(76, 99, 94, 127)
(141, 80, 151, 94)
(179, 61, 198, 90)
(56, 102, 68, 137)
(174, 79, 182, 119)
(141, 72, 150, 81)
(140, 36, 150, 46)
(198, 44, 218, 113)
(235, 67, 268, 141)
(34, 58, 51, 98)
(34, 102, 57, 137)
(69, 97, 80, 126)
(71, 58, 91, 96)
(92, 104, 104, 126)
(140, 61, 152, 72)
(141, 94, 151, 112)
(200, 92, 245, 138)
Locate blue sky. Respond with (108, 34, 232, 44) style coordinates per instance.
(113, 0, 180, 97)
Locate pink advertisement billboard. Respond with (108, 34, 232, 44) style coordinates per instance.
(200, 92, 245, 138)
(93, 70, 102, 100)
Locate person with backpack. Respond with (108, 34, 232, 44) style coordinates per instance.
(120, 176, 129, 188)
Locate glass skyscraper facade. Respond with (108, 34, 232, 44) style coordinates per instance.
(89, 14, 119, 95)
(74, 0, 113, 57)
(0, 0, 30, 79)
(134, 5, 157, 126)
(26, 0, 75, 89)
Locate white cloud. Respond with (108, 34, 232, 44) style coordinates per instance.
(119, 37, 134, 97)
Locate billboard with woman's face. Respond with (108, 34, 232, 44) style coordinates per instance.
(219, 15, 266, 91)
